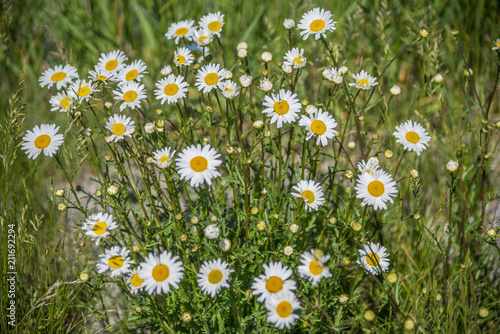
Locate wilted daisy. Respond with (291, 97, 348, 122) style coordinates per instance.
(153, 147, 176, 168)
(393, 120, 431, 155)
(283, 48, 307, 69)
(188, 43, 211, 62)
(291, 180, 325, 211)
(204, 224, 220, 239)
(262, 89, 301, 128)
(165, 19, 195, 44)
(349, 70, 378, 90)
(39, 64, 79, 89)
(96, 246, 132, 278)
(298, 108, 338, 146)
(199, 12, 225, 37)
(176, 144, 222, 187)
(105, 114, 135, 143)
(173, 47, 194, 67)
(154, 74, 189, 104)
(49, 92, 74, 112)
(297, 7, 337, 40)
(127, 270, 145, 294)
(239, 74, 253, 88)
(492, 38, 500, 51)
(195, 63, 227, 94)
(116, 60, 147, 82)
(193, 28, 214, 47)
(220, 80, 240, 100)
(88, 67, 116, 83)
(138, 251, 184, 294)
(251, 262, 297, 303)
(259, 78, 273, 92)
(322, 66, 343, 84)
(21, 124, 64, 159)
(357, 157, 380, 175)
(197, 259, 233, 297)
(297, 249, 332, 285)
(81, 212, 118, 245)
(112, 81, 147, 111)
(357, 242, 390, 275)
(68, 79, 97, 102)
(265, 291, 301, 330)
(355, 169, 398, 211)
(96, 50, 128, 74)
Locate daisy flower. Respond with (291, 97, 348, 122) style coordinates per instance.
(291, 180, 325, 211)
(39, 64, 79, 89)
(88, 67, 116, 83)
(116, 60, 147, 82)
(265, 291, 301, 330)
(96, 50, 128, 74)
(220, 80, 240, 100)
(297, 249, 332, 286)
(112, 81, 147, 111)
(154, 74, 189, 104)
(68, 79, 97, 102)
(173, 47, 194, 67)
(165, 20, 195, 44)
(297, 7, 337, 40)
(96, 246, 132, 278)
(49, 92, 74, 112)
(21, 124, 64, 159)
(193, 28, 214, 47)
(492, 38, 500, 51)
(357, 242, 390, 275)
(105, 114, 135, 143)
(188, 43, 211, 62)
(349, 70, 378, 90)
(81, 212, 118, 245)
(197, 259, 234, 298)
(138, 250, 184, 295)
(393, 120, 431, 155)
(322, 66, 343, 84)
(262, 89, 301, 128)
(199, 12, 225, 37)
(176, 144, 222, 187)
(355, 169, 398, 211)
(195, 63, 227, 94)
(357, 157, 380, 175)
(127, 270, 145, 294)
(283, 48, 307, 69)
(152, 147, 176, 168)
(298, 108, 338, 146)
(251, 262, 297, 303)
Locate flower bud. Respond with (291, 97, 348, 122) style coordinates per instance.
(261, 51, 272, 63)
(55, 189, 65, 197)
(283, 18, 295, 30)
(419, 29, 429, 38)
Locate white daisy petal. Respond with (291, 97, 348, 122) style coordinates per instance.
(356, 242, 390, 275)
(39, 64, 79, 90)
(154, 74, 189, 105)
(392, 120, 431, 155)
(21, 124, 64, 160)
(297, 7, 337, 40)
(355, 169, 398, 211)
(262, 89, 301, 128)
(81, 212, 118, 245)
(138, 250, 184, 295)
(251, 262, 297, 303)
(265, 291, 301, 330)
(96, 246, 132, 278)
(297, 249, 332, 285)
(105, 114, 135, 143)
(175, 144, 222, 188)
(197, 259, 234, 297)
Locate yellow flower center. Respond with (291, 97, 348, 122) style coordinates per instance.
(293, 56, 303, 65)
(164, 83, 179, 96)
(302, 190, 315, 204)
(205, 73, 219, 85)
(131, 273, 144, 287)
(77, 87, 91, 97)
(310, 19, 326, 32)
(273, 101, 290, 115)
(358, 79, 369, 87)
(96, 74, 108, 81)
(208, 269, 223, 284)
(60, 97, 71, 109)
(51, 71, 67, 82)
(93, 221, 107, 235)
(198, 36, 208, 43)
(367, 180, 384, 197)
(152, 264, 170, 281)
(310, 120, 327, 135)
(277, 301, 292, 318)
(208, 21, 221, 32)
(108, 256, 124, 269)
(226, 88, 233, 92)
(190, 156, 208, 172)
(497, 41, 500, 47)
(366, 253, 380, 267)
(265, 276, 284, 293)
(123, 90, 137, 103)
(159, 156, 169, 163)
(309, 259, 323, 275)
(175, 27, 188, 36)
(405, 131, 420, 144)
(126, 69, 138, 81)
(112, 123, 125, 136)
(34, 134, 51, 149)
(105, 59, 118, 71)
(176, 55, 186, 65)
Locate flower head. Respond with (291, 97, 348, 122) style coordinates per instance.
(138, 250, 184, 294)
(39, 64, 79, 89)
(197, 258, 233, 297)
(297, 7, 336, 40)
(393, 120, 431, 155)
(112, 81, 147, 111)
(297, 249, 332, 285)
(283, 48, 306, 69)
(265, 291, 301, 329)
(82, 212, 118, 245)
(355, 169, 398, 210)
(154, 74, 189, 104)
(96, 246, 132, 277)
(176, 144, 222, 187)
(291, 180, 325, 211)
(199, 12, 225, 37)
(298, 108, 338, 146)
(262, 89, 301, 128)
(357, 242, 390, 275)
(165, 20, 195, 44)
(349, 70, 378, 90)
(105, 114, 135, 143)
(21, 124, 64, 159)
(251, 262, 297, 303)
